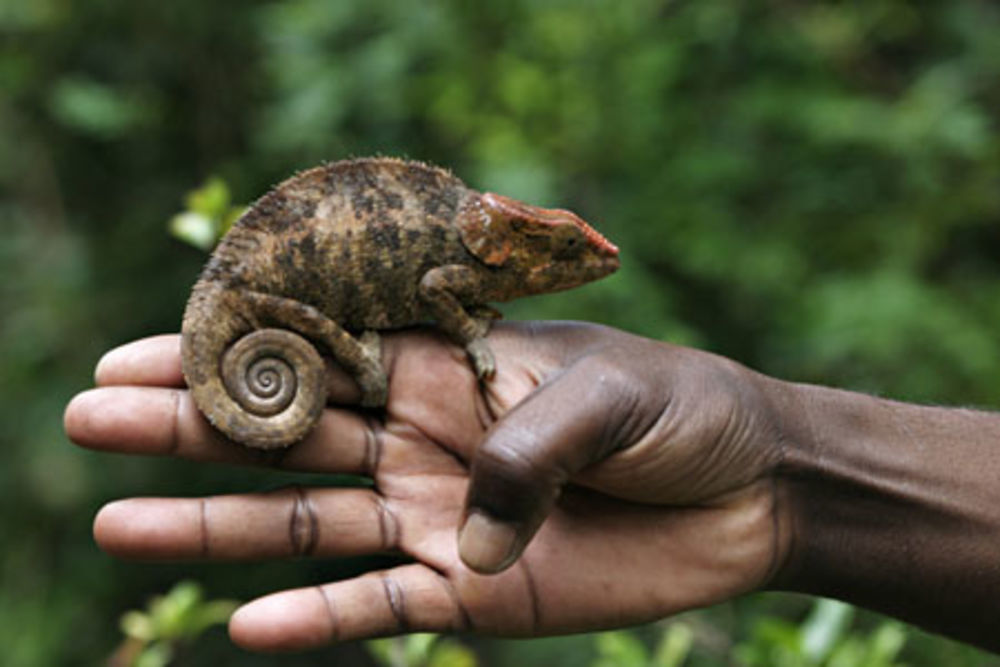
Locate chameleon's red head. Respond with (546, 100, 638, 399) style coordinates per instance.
(458, 192, 620, 298)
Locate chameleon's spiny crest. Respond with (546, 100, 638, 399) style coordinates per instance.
(181, 157, 620, 448)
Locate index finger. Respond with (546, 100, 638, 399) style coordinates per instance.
(94, 334, 362, 402)
(95, 334, 186, 387)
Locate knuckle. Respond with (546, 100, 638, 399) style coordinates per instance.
(478, 434, 553, 483)
(472, 436, 561, 523)
(288, 486, 319, 556)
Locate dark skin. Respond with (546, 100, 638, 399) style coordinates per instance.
(64, 322, 1000, 652)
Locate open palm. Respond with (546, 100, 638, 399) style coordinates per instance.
(65, 322, 784, 652)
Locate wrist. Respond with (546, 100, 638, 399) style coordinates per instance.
(768, 379, 1000, 649)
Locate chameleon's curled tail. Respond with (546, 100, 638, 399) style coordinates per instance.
(180, 283, 327, 449)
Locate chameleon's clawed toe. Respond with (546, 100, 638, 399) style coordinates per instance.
(359, 374, 389, 408)
(468, 304, 503, 323)
(466, 338, 496, 380)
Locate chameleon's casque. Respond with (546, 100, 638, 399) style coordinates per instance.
(181, 158, 619, 448)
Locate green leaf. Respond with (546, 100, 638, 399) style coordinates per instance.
(801, 599, 855, 663)
(184, 177, 232, 221)
(428, 639, 479, 667)
(862, 622, 907, 667)
(365, 638, 397, 667)
(653, 623, 694, 667)
(187, 598, 241, 637)
(120, 611, 154, 642)
(169, 179, 244, 250)
(47, 77, 148, 139)
(828, 638, 866, 667)
(754, 618, 803, 656)
(220, 205, 247, 235)
(148, 580, 203, 638)
(404, 633, 440, 664)
(592, 630, 649, 667)
(133, 641, 172, 667)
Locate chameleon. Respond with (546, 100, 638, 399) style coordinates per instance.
(181, 157, 620, 449)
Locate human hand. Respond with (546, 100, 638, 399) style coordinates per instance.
(65, 322, 790, 652)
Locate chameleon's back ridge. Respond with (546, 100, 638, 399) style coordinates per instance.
(181, 157, 620, 449)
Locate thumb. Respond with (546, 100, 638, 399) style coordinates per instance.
(458, 357, 642, 573)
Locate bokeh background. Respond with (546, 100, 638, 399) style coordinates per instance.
(3, 0, 1000, 664)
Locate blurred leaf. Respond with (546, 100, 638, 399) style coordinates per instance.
(169, 179, 246, 250)
(405, 633, 441, 664)
(47, 77, 151, 139)
(0, 0, 60, 29)
(148, 580, 203, 638)
(184, 177, 232, 221)
(120, 611, 155, 642)
(114, 580, 238, 666)
(653, 622, 694, 667)
(864, 623, 907, 667)
(801, 599, 855, 663)
(428, 640, 479, 667)
(133, 641, 172, 667)
(220, 205, 247, 235)
(169, 212, 217, 251)
(366, 638, 397, 666)
(592, 630, 649, 667)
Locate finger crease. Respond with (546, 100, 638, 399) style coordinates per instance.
(290, 486, 319, 557)
(315, 585, 340, 643)
(167, 389, 182, 456)
(373, 495, 400, 551)
(199, 497, 210, 558)
(436, 572, 473, 632)
(519, 559, 542, 633)
(473, 387, 496, 433)
(380, 574, 409, 633)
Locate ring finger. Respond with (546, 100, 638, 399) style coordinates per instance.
(94, 486, 402, 561)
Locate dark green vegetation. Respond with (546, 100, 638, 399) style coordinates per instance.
(3, 0, 999, 664)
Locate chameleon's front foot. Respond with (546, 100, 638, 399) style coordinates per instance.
(466, 338, 496, 380)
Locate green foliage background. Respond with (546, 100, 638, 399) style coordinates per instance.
(2, 0, 999, 664)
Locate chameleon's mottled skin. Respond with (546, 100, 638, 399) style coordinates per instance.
(181, 157, 619, 449)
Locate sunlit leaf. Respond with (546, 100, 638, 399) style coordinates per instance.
(801, 599, 854, 662)
(185, 178, 232, 222)
(169, 212, 218, 251)
(120, 611, 154, 642)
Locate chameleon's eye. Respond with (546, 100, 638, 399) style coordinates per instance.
(551, 224, 585, 259)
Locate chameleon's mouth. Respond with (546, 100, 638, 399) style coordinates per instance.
(528, 251, 620, 288)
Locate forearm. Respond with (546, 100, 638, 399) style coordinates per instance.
(770, 380, 1000, 649)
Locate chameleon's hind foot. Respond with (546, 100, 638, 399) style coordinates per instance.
(467, 304, 503, 322)
(357, 330, 388, 407)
